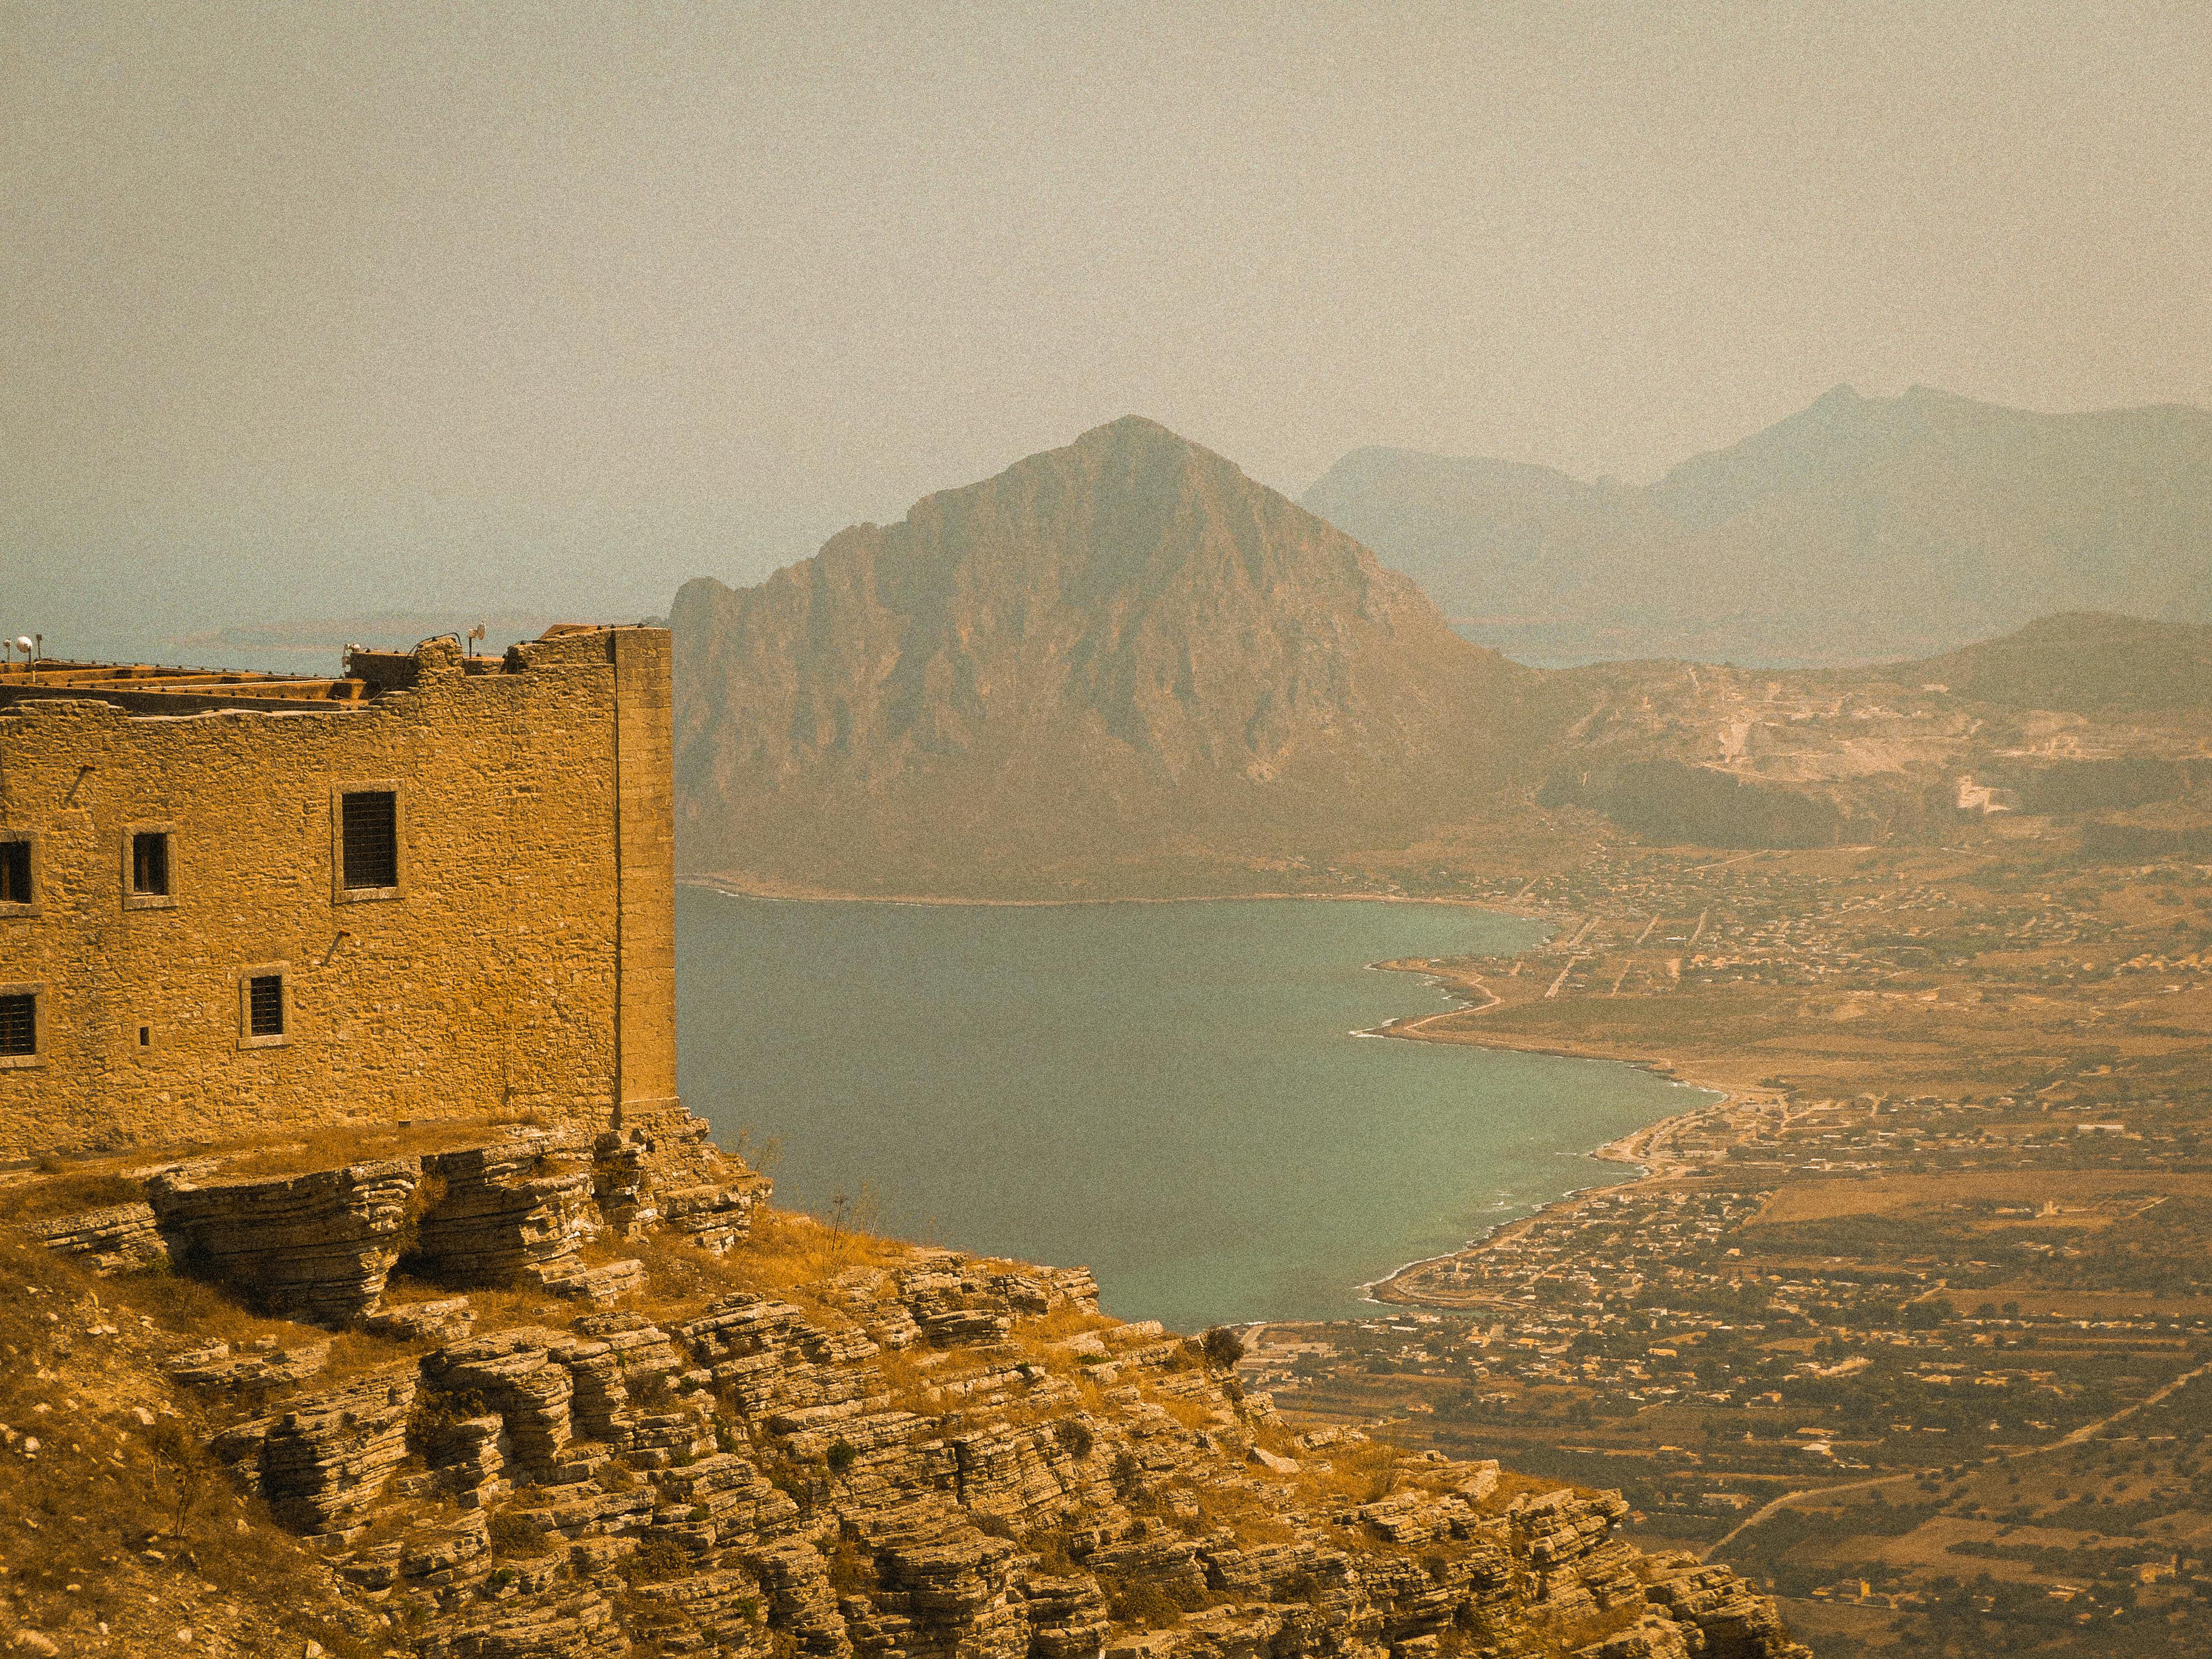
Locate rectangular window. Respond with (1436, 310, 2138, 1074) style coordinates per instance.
(0, 992, 33, 1058)
(247, 975, 285, 1039)
(0, 841, 30, 905)
(341, 791, 399, 890)
(238, 964, 289, 1048)
(132, 830, 170, 896)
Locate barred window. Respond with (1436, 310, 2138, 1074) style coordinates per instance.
(341, 791, 398, 889)
(0, 841, 29, 905)
(247, 975, 285, 1039)
(0, 993, 34, 1057)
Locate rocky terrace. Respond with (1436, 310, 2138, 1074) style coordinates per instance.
(1, 1110, 1808, 1659)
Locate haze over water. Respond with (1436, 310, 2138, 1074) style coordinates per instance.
(677, 890, 1710, 1332)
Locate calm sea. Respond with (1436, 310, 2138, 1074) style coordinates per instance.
(675, 889, 1709, 1332)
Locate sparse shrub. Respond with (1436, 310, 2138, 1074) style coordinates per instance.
(1022, 1527, 1080, 1576)
(826, 1535, 871, 1593)
(622, 1535, 694, 1583)
(1110, 1449, 1145, 1501)
(488, 1509, 553, 1558)
(1053, 1418, 1095, 1460)
(1199, 1326, 1247, 1371)
(1099, 1577, 1188, 1629)
(826, 1438, 859, 1473)
(145, 1416, 208, 1540)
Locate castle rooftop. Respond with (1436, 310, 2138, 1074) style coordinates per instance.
(0, 624, 623, 714)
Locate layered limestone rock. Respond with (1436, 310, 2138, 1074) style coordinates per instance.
(216, 1308, 1807, 1659)
(210, 1366, 420, 1536)
(364, 1296, 478, 1344)
(103, 1136, 1805, 1659)
(166, 1338, 331, 1401)
(27, 1201, 169, 1274)
(413, 1135, 606, 1287)
(421, 1327, 582, 1478)
(148, 1159, 420, 1323)
(596, 1102, 770, 1253)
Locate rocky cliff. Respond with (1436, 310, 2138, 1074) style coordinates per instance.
(671, 417, 1533, 896)
(3, 1118, 1808, 1659)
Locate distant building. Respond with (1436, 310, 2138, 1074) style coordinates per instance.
(0, 627, 676, 1154)
(1955, 775, 2020, 815)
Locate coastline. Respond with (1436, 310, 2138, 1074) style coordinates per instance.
(682, 871, 1551, 917)
(687, 874, 1735, 1322)
(1358, 953, 1745, 1310)
(1353, 1091, 1731, 1313)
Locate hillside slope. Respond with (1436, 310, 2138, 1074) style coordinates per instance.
(1303, 387, 2212, 665)
(3, 1118, 1813, 1659)
(673, 417, 1533, 895)
(1896, 611, 2212, 714)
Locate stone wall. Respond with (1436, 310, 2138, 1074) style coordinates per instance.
(0, 626, 677, 1154)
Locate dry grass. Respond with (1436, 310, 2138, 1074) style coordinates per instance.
(1297, 1439, 1407, 1507)
(14, 1169, 148, 1222)
(212, 1119, 520, 1181)
(0, 1235, 383, 1656)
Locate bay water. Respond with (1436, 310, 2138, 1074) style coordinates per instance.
(676, 888, 1708, 1332)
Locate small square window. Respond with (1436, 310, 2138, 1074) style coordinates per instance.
(247, 975, 284, 1038)
(341, 791, 399, 890)
(0, 992, 34, 1058)
(0, 841, 31, 906)
(132, 831, 171, 896)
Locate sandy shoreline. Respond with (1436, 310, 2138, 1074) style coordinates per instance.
(682, 872, 1551, 916)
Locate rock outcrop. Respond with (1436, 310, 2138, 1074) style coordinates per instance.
(105, 1109, 765, 1324)
(8, 1132, 1808, 1659)
(413, 1136, 606, 1286)
(27, 1201, 170, 1274)
(148, 1158, 420, 1323)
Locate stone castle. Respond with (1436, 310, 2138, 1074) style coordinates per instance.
(0, 624, 678, 1157)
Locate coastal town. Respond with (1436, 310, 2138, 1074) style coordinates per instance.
(1239, 828, 2212, 1652)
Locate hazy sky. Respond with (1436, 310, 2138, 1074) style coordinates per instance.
(6, 1, 2208, 653)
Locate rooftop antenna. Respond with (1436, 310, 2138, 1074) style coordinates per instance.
(12, 635, 34, 684)
(467, 623, 487, 659)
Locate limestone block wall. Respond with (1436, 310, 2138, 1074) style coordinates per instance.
(0, 627, 677, 1154)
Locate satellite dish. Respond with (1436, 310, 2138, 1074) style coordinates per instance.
(13, 637, 31, 654)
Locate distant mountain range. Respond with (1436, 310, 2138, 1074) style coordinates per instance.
(671, 417, 1532, 895)
(671, 416, 2212, 893)
(1301, 385, 2212, 666)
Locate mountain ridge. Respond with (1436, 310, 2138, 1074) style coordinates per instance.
(1302, 387, 2212, 664)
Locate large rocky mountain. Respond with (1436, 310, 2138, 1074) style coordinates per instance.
(672, 417, 1533, 894)
(1302, 385, 2212, 666)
